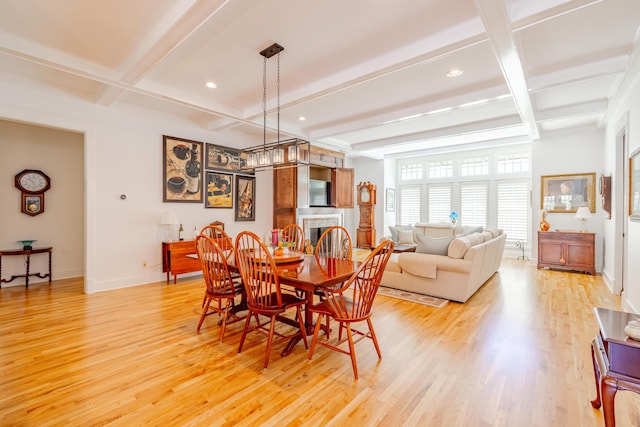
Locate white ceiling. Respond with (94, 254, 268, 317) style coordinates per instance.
(0, 0, 638, 158)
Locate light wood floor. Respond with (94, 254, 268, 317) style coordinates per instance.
(1, 259, 639, 426)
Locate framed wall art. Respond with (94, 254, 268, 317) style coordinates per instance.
(163, 135, 203, 203)
(205, 171, 233, 208)
(540, 172, 595, 213)
(629, 148, 640, 220)
(235, 175, 255, 221)
(385, 188, 395, 212)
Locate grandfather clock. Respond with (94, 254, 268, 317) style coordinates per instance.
(356, 181, 376, 248)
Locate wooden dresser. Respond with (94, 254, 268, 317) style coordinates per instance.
(537, 231, 595, 275)
(162, 240, 201, 283)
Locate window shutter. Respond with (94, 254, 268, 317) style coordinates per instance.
(399, 185, 421, 225)
(461, 182, 487, 227)
(427, 184, 451, 222)
(497, 180, 528, 241)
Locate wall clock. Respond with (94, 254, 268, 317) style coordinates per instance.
(356, 181, 376, 248)
(15, 169, 51, 216)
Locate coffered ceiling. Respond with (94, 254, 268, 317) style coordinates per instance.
(0, 0, 638, 158)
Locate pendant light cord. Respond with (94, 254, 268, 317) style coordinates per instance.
(263, 55, 267, 151)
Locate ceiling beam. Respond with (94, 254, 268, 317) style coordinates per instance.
(474, 0, 539, 140)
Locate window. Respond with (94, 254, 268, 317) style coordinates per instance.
(427, 184, 451, 222)
(497, 180, 528, 241)
(460, 182, 487, 226)
(461, 157, 489, 176)
(428, 160, 453, 178)
(400, 163, 423, 180)
(496, 152, 529, 174)
(399, 185, 421, 225)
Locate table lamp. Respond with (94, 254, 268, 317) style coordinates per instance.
(160, 210, 179, 241)
(575, 206, 592, 232)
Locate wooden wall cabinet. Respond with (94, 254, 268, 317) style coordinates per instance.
(537, 231, 595, 275)
(162, 240, 201, 284)
(332, 168, 354, 208)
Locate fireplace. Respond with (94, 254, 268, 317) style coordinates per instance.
(298, 214, 342, 248)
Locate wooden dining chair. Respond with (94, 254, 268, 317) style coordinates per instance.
(280, 223, 304, 252)
(314, 225, 353, 260)
(195, 234, 246, 342)
(313, 225, 353, 336)
(200, 225, 233, 260)
(234, 231, 308, 369)
(308, 239, 394, 379)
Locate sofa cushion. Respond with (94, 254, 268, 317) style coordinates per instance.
(389, 224, 412, 242)
(447, 232, 484, 259)
(398, 229, 415, 244)
(463, 225, 483, 235)
(485, 227, 502, 238)
(397, 253, 437, 279)
(479, 230, 493, 242)
(415, 234, 454, 255)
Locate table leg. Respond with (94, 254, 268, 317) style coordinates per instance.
(591, 339, 602, 408)
(48, 249, 52, 283)
(601, 376, 618, 427)
(25, 253, 31, 288)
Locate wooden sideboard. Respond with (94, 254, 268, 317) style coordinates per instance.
(162, 240, 201, 284)
(537, 231, 595, 275)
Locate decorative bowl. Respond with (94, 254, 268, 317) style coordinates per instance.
(625, 320, 640, 341)
(17, 240, 36, 249)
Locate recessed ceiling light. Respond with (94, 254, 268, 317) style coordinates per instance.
(298, 116, 306, 121)
(205, 81, 217, 89)
(446, 68, 463, 77)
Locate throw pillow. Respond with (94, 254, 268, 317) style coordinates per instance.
(389, 224, 412, 242)
(463, 225, 484, 235)
(415, 234, 454, 255)
(398, 229, 415, 244)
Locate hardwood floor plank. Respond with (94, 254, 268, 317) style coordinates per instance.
(1, 260, 638, 426)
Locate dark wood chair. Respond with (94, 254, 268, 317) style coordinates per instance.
(200, 224, 233, 259)
(314, 225, 353, 260)
(308, 239, 394, 379)
(234, 231, 308, 369)
(195, 234, 246, 342)
(280, 223, 304, 252)
(312, 225, 353, 336)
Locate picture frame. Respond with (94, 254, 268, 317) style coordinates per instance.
(205, 172, 233, 208)
(386, 188, 395, 212)
(205, 143, 241, 172)
(235, 175, 255, 221)
(162, 135, 203, 203)
(629, 148, 640, 220)
(540, 172, 596, 213)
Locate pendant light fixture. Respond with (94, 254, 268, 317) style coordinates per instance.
(240, 42, 310, 172)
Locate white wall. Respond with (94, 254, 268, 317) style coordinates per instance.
(604, 60, 640, 313)
(0, 120, 84, 283)
(531, 130, 605, 272)
(0, 83, 271, 293)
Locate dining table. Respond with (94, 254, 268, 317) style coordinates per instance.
(192, 251, 359, 355)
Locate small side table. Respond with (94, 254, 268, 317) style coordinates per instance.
(591, 307, 640, 426)
(393, 244, 417, 253)
(0, 247, 53, 288)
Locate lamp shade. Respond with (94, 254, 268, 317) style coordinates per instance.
(160, 210, 178, 225)
(575, 206, 592, 220)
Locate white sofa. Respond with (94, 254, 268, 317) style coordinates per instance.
(381, 227, 506, 303)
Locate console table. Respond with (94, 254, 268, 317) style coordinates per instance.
(0, 247, 53, 287)
(537, 231, 595, 275)
(162, 240, 201, 284)
(591, 307, 640, 426)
